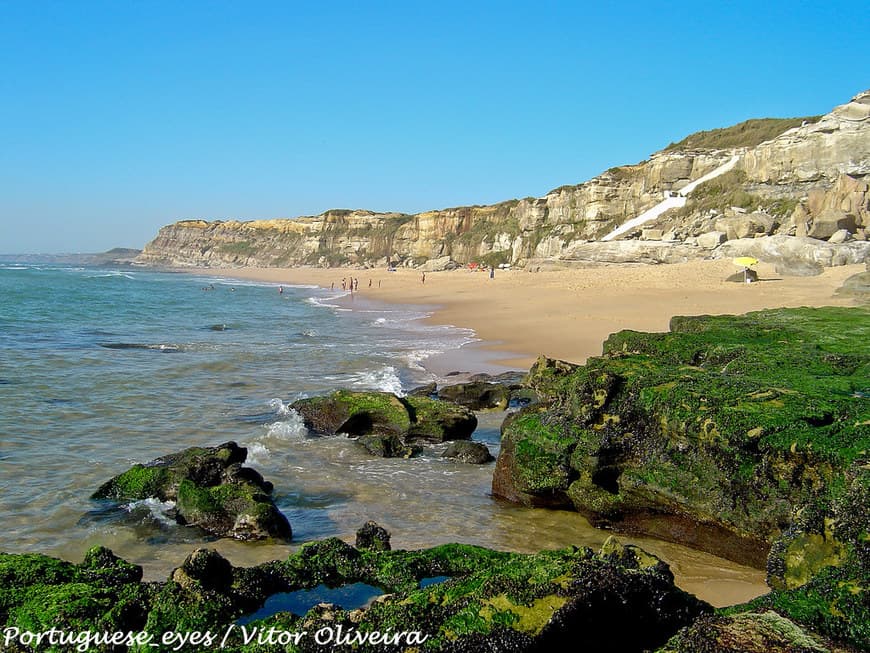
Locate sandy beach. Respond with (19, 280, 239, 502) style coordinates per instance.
(211, 260, 863, 371)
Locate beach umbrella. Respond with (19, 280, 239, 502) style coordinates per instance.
(732, 256, 759, 282)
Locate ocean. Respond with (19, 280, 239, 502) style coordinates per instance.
(0, 263, 764, 604)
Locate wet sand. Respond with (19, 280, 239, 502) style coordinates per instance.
(211, 260, 861, 369)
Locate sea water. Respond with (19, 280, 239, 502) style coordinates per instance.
(0, 263, 765, 605)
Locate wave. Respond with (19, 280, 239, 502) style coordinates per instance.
(197, 276, 318, 290)
(306, 294, 349, 309)
(100, 342, 184, 352)
(86, 271, 135, 279)
(348, 365, 405, 395)
(244, 401, 310, 464)
(123, 498, 177, 527)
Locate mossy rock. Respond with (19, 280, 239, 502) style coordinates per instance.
(656, 611, 839, 653)
(0, 547, 149, 647)
(291, 390, 412, 436)
(441, 440, 494, 464)
(91, 442, 291, 542)
(403, 395, 477, 442)
(438, 381, 511, 410)
(496, 307, 870, 566)
(0, 534, 711, 653)
(356, 433, 422, 458)
(175, 478, 291, 540)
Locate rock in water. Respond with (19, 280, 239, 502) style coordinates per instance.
(442, 440, 495, 464)
(290, 389, 477, 444)
(357, 433, 421, 458)
(91, 441, 291, 541)
(438, 381, 510, 410)
(355, 520, 391, 551)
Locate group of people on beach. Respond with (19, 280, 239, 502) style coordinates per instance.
(327, 277, 379, 293)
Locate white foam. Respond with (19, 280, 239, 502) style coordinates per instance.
(268, 397, 294, 418)
(245, 441, 272, 466)
(266, 416, 308, 440)
(349, 365, 404, 395)
(123, 498, 176, 526)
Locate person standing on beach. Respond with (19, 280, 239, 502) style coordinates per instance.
(422, 272, 426, 284)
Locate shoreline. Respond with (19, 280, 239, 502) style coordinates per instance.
(182, 260, 863, 608)
(201, 260, 862, 370)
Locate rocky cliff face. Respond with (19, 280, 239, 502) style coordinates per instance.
(138, 91, 870, 270)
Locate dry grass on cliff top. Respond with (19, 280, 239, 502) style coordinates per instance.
(664, 116, 822, 151)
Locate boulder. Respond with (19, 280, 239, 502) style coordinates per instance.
(419, 255, 454, 272)
(715, 213, 774, 240)
(835, 270, 870, 302)
(356, 433, 421, 458)
(715, 235, 870, 269)
(494, 307, 870, 568)
(291, 390, 477, 445)
(407, 381, 437, 397)
(170, 549, 234, 592)
(642, 228, 664, 240)
(438, 381, 510, 410)
(92, 442, 291, 541)
(404, 395, 477, 442)
(696, 231, 726, 249)
(808, 208, 857, 240)
(828, 228, 851, 244)
(441, 441, 495, 464)
(355, 520, 391, 551)
(775, 259, 824, 277)
(291, 390, 411, 436)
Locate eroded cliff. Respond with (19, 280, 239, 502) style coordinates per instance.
(137, 90, 870, 270)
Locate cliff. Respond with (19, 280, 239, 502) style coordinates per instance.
(137, 90, 870, 270)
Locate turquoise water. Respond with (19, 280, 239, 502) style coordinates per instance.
(0, 262, 766, 604)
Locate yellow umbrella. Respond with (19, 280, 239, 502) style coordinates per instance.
(732, 256, 759, 283)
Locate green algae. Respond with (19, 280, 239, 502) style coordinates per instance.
(500, 307, 870, 561)
(0, 537, 707, 652)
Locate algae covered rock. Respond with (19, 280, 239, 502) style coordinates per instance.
(0, 546, 149, 642)
(437, 381, 511, 410)
(92, 441, 291, 542)
(441, 440, 495, 464)
(291, 390, 477, 443)
(0, 531, 710, 653)
(656, 611, 845, 653)
(355, 520, 391, 551)
(291, 390, 412, 436)
(403, 394, 478, 442)
(356, 433, 422, 458)
(494, 307, 870, 567)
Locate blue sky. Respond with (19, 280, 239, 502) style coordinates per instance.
(1, 1, 867, 253)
